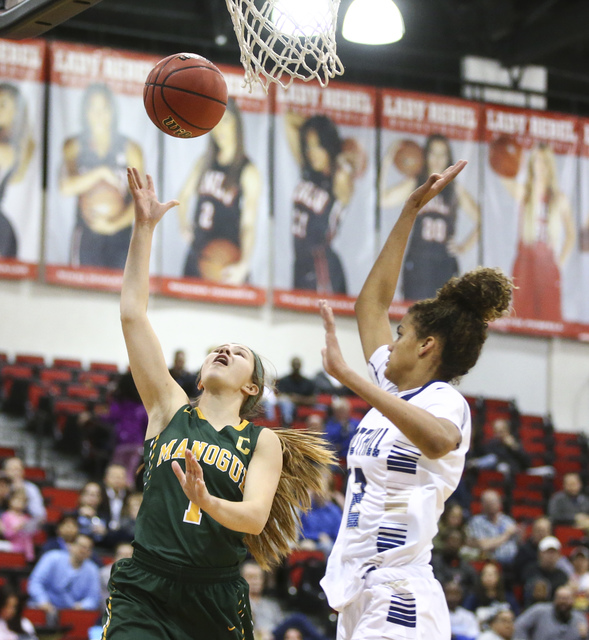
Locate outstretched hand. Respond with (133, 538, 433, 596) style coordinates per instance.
(127, 167, 179, 229)
(172, 450, 212, 511)
(405, 159, 467, 213)
(319, 299, 349, 384)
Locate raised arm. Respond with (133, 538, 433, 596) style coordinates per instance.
(320, 301, 460, 459)
(355, 160, 468, 362)
(121, 168, 187, 438)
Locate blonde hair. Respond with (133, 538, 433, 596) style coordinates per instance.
(244, 429, 337, 570)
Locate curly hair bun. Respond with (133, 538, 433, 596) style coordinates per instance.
(437, 267, 513, 324)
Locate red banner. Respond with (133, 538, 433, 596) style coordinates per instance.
(0, 38, 47, 280)
(44, 42, 161, 292)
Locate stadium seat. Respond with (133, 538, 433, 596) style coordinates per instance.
(42, 487, 80, 511)
(58, 609, 102, 640)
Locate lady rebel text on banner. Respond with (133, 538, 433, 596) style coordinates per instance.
(273, 79, 378, 314)
(379, 89, 482, 314)
(482, 104, 582, 338)
(158, 64, 271, 307)
(44, 41, 161, 292)
(578, 118, 589, 334)
(0, 38, 46, 281)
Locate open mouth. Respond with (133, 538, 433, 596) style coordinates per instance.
(213, 354, 229, 366)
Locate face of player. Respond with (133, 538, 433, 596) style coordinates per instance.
(384, 314, 421, 386)
(87, 92, 114, 137)
(305, 129, 331, 174)
(200, 343, 257, 397)
(212, 109, 237, 149)
(0, 90, 17, 129)
(426, 139, 450, 174)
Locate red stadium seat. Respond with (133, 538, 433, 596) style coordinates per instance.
(52, 358, 83, 370)
(510, 504, 545, 521)
(554, 525, 585, 549)
(0, 551, 28, 569)
(42, 487, 80, 511)
(58, 609, 102, 640)
(14, 354, 45, 367)
(23, 608, 47, 627)
(77, 371, 111, 387)
(89, 361, 119, 373)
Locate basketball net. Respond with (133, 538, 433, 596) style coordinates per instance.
(224, 0, 344, 93)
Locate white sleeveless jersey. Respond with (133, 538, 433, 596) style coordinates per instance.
(321, 345, 471, 611)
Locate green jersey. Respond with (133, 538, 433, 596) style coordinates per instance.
(134, 404, 264, 568)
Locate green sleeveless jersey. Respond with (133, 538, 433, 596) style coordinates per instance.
(134, 404, 264, 568)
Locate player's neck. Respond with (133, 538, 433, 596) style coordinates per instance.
(198, 391, 243, 430)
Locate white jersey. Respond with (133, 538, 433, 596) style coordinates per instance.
(321, 345, 471, 611)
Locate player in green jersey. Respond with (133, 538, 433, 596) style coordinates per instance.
(101, 168, 334, 640)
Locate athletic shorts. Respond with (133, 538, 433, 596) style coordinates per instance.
(335, 565, 450, 640)
(101, 547, 254, 640)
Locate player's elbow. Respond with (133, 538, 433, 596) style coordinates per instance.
(423, 437, 458, 460)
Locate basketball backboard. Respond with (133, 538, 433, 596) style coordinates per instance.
(0, 0, 103, 39)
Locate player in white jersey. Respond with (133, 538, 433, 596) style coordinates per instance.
(318, 160, 514, 640)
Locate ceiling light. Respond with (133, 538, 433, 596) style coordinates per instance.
(342, 0, 405, 45)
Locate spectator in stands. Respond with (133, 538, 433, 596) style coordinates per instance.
(567, 546, 589, 613)
(463, 561, 520, 625)
(324, 397, 359, 461)
(99, 541, 133, 606)
(240, 559, 284, 640)
(548, 472, 589, 530)
(522, 536, 570, 608)
(272, 613, 328, 640)
(76, 481, 108, 546)
(313, 369, 351, 397)
(443, 580, 479, 640)
(2, 458, 46, 527)
(27, 533, 101, 613)
(512, 516, 553, 585)
(305, 413, 326, 434)
(513, 585, 588, 640)
(466, 490, 519, 568)
(102, 491, 142, 548)
(431, 528, 478, 592)
(168, 349, 197, 398)
(0, 585, 37, 640)
(483, 418, 531, 477)
(106, 371, 148, 487)
(99, 464, 130, 533)
(0, 487, 35, 561)
(0, 472, 12, 515)
(276, 357, 317, 426)
(40, 514, 79, 555)
(434, 501, 467, 551)
(299, 470, 343, 556)
(478, 606, 515, 640)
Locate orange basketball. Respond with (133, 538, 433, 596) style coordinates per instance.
(198, 239, 241, 282)
(340, 137, 368, 178)
(489, 135, 523, 178)
(394, 139, 425, 177)
(143, 53, 228, 139)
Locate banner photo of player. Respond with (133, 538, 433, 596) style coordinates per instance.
(379, 89, 482, 311)
(483, 104, 579, 338)
(158, 64, 270, 306)
(44, 42, 160, 292)
(573, 118, 589, 327)
(273, 80, 377, 314)
(0, 38, 46, 281)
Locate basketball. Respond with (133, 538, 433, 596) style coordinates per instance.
(340, 137, 368, 178)
(489, 135, 523, 178)
(197, 239, 241, 282)
(393, 139, 424, 177)
(143, 53, 228, 139)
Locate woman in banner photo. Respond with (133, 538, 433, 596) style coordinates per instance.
(286, 112, 361, 295)
(0, 83, 35, 258)
(60, 83, 144, 270)
(380, 133, 480, 301)
(101, 167, 334, 640)
(318, 160, 513, 640)
(177, 99, 261, 285)
(494, 141, 575, 322)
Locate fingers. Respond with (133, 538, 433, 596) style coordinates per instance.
(171, 460, 185, 486)
(163, 199, 180, 213)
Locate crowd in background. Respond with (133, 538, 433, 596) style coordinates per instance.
(1, 350, 589, 640)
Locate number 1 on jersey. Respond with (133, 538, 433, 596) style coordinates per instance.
(183, 500, 202, 525)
